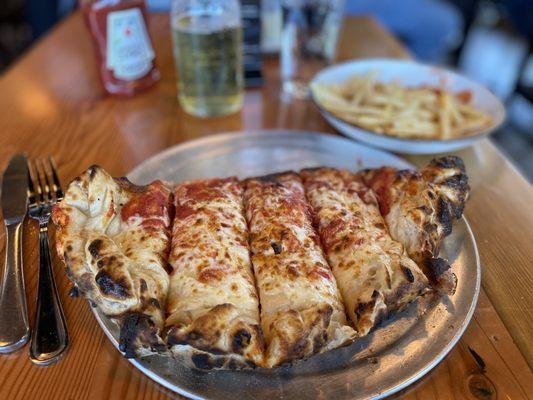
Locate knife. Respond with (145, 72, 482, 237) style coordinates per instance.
(0, 154, 30, 353)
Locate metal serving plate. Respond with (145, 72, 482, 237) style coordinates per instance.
(92, 130, 480, 400)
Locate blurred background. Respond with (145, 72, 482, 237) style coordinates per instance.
(1, 0, 531, 180)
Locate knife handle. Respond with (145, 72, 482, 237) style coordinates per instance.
(0, 221, 30, 353)
(29, 229, 69, 365)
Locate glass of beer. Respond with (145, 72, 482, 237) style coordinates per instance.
(171, 0, 243, 117)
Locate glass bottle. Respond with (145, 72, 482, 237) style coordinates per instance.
(81, 0, 160, 96)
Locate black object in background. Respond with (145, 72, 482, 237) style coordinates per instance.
(26, 0, 58, 38)
(241, 0, 263, 87)
(0, 0, 32, 70)
(0, 0, 77, 72)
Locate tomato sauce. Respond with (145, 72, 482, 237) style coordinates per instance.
(121, 181, 170, 222)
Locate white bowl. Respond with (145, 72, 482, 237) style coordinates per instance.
(311, 59, 506, 154)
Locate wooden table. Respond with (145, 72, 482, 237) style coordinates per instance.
(0, 12, 531, 400)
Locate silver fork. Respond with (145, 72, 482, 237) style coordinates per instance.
(27, 158, 69, 365)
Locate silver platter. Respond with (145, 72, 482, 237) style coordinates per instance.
(92, 130, 480, 400)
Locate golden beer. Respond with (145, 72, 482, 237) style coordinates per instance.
(172, 14, 243, 117)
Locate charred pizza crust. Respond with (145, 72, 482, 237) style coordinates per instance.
(166, 178, 264, 369)
(52, 166, 172, 357)
(359, 156, 470, 293)
(52, 158, 470, 370)
(243, 172, 356, 368)
(301, 167, 429, 335)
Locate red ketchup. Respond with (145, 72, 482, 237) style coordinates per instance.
(81, 0, 160, 95)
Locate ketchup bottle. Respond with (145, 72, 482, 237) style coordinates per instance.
(81, 0, 160, 96)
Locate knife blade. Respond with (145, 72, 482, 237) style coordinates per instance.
(1, 154, 29, 224)
(0, 153, 30, 353)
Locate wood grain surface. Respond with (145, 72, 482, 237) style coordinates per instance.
(0, 12, 531, 400)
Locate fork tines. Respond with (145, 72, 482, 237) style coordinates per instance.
(27, 158, 63, 207)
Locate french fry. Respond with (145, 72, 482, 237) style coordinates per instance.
(312, 72, 493, 140)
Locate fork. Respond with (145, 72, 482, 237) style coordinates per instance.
(27, 158, 69, 365)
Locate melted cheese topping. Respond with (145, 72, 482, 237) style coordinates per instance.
(52, 167, 172, 356)
(361, 158, 469, 293)
(244, 172, 354, 367)
(166, 178, 260, 327)
(301, 168, 428, 335)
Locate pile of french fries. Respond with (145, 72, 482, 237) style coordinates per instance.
(311, 72, 493, 140)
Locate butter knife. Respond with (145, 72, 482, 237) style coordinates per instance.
(0, 154, 30, 353)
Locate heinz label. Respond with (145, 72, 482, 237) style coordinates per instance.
(106, 8, 155, 80)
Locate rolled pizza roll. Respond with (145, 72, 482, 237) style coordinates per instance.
(166, 178, 264, 369)
(243, 172, 356, 368)
(52, 166, 172, 357)
(359, 156, 470, 294)
(301, 167, 429, 335)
